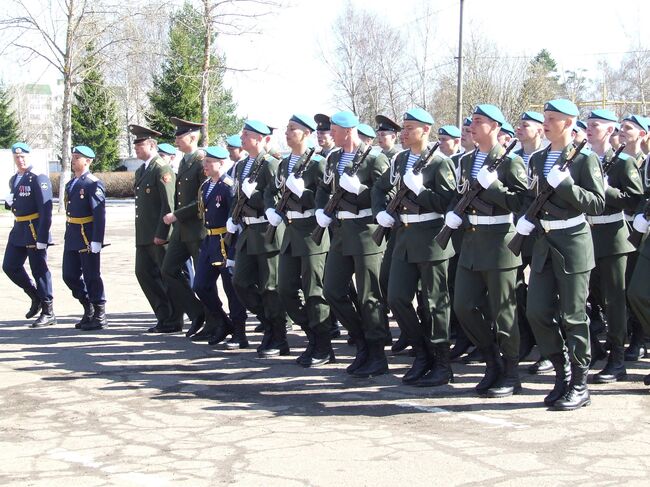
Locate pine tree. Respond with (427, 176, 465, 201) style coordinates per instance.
(71, 49, 121, 171)
(0, 85, 20, 148)
(146, 2, 242, 145)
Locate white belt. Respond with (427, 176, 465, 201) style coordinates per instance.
(586, 212, 625, 225)
(540, 214, 586, 231)
(468, 214, 513, 225)
(625, 214, 634, 222)
(286, 209, 315, 219)
(399, 212, 443, 224)
(337, 208, 373, 220)
(243, 216, 267, 225)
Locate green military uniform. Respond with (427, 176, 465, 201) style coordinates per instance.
(316, 141, 389, 375)
(232, 150, 287, 354)
(134, 155, 176, 327)
(161, 149, 207, 328)
(373, 146, 456, 384)
(588, 149, 643, 380)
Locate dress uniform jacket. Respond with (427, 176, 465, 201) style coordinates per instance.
(200, 175, 235, 264)
(8, 170, 53, 246)
(173, 150, 207, 242)
(134, 156, 175, 245)
(64, 172, 105, 251)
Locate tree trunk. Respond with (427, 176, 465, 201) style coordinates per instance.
(58, 1, 76, 213)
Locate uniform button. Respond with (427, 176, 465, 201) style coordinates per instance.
(136, 186, 139, 190)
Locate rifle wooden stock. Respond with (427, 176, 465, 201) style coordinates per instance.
(371, 142, 440, 246)
(434, 139, 518, 249)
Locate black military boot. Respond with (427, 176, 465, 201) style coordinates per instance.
(207, 312, 234, 345)
(402, 339, 433, 384)
(449, 328, 472, 360)
(352, 341, 389, 378)
(594, 346, 627, 383)
(624, 318, 647, 361)
(528, 356, 554, 374)
(296, 326, 316, 366)
(75, 299, 94, 329)
(346, 336, 369, 374)
(486, 356, 522, 398)
(463, 347, 484, 364)
(391, 332, 409, 354)
(185, 312, 205, 338)
(552, 363, 591, 411)
(544, 352, 571, 406)
(31, 301, 56, 328)
(259, 319, 290, 358)
(24, 287, 41, 319)
(644, 374, 650, 386)
(414, 343, 454, 387)
(302, 331, 335, 368)
(475, 345, 502, 395)
(82, 303, 107, 330)
(225, 321, 249, 350)
(192, 311, 219, 341)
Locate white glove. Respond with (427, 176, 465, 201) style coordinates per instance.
(339, 173, 362, 195)
(515, 216, 535, 236)
(315, 208, 332, 228)
(36, 242, 47, 250)
(547, 166, 569, 188)
(403, 169, 424, 195)
(445, 211, 462, 229)
(376, 210, 395, 228)
(226, 259, 235, 269)
(477, 166, 498, 189)
(603, 176, 609, 190)
(632, 214, 649, 234)
(4, 193, 13, 206)
(241, 179, 257, 198)
(90, 241, 102, 253)
(265, 208, 283, 227)
(226, 217, 241, 234)
(286, 174, 305, 198)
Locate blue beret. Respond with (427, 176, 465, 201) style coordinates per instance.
(544, 99, 579, 117)
(404, 108, 434, 125)
(473, 104, 505, 126)
(289, 113, 317, 132)
(331, 111, 359, 128)
(225, 135, 242, 148)
(588, 109, 618, 123)
(357, 123, 376, 138)
(521, 111, 544, 124)
(73, 145, 95, 158)
(438, 125, 461, 138)
(204, 146, 229, 159)
(499, 122, 515, 137)
(623, 114, 649, 132)
(157, 143, 177, 156)
(11, 142, 31, 154)
(463, 117, 472, 127)
(243, 119, 271, 136)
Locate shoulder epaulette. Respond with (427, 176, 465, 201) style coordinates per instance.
(86, 173, 99, 182)
(580, 148, 593, 156)
(223, 175, 234, 187)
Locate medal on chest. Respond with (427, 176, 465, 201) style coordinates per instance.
(80, 188, 85, 199)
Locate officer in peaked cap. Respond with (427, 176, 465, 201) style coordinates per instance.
(129, 124, 177, 332)
(3, 142, 56, 328)
(375, 115, 402, 160)
(315, 113, 336, 159)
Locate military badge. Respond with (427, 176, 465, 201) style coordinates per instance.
(40, 183, 48, 190)
(162, 173, 172, 184)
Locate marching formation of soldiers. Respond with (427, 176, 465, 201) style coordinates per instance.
(5, 99, 650, 412)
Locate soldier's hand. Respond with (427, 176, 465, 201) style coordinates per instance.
(403, 169, 424, 195)
(286, 174, 305, 198)
(315, 209, 332, 228)
(444, 211, 462, 229)
(4, 193, 13, 206)
(633, 214, 649, 234)
(376, 210, 395, 228)
(265, 208, 283, 227)
(36, 242, 47, 250)
(226, 217, 242, 234)
(515, 216, 535, 236)
(241, 179, 257, 198)
(90, 241, 102, 253)
(477, 166, 498, 189)
(153, 237, 167, 245)
(163, 212, 177, 225)
(547, 166, 570, 188)
(339, 173, 362, 195)
(226, 259, 236, 275)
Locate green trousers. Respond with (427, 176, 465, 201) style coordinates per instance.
(135, 243, 173, 324)
(278, 252, 329, 334)
(589, 253, 628, 347)
(323, 249, 384, 343)
(454, 265, 519, 358)
(527, 258, 591, 367)
(628, 253, 650, 336)
(387, 256, 450, 345)
(161, 231, 203, 323)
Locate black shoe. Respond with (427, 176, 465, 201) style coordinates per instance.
(528, 357, 554, 374)
(185, 313, 205, 338)
(75, 299, 94, 329)
(258, 340, 290, 357)
(551, 364, 591, 411)
(414, 343, 454, 387)
(24, 287, 41, 319)
(148, 322, 182, 333)
(463, 347, 484, 364)
(643, 373, 650, 386)
(594, 346, 627, 383)
(329, 321, 342, 339)
(402, 341, 433, 384)
(352, 341, 388, 378)
(31, 301, 56, 328)
(207, 318, 234, 345)
(486, 357, 522, 398)
(81, 303, 107, 331)
(449, 333, 472, 360)
(225, 322, 248, 350)
(391, 333, 409, 354)
(475, 346, 502, 395)
(625, 319, 647, 361)
(302, 332, 335, 368)
(296, 327, 316, 366)
(346, 337, 369, 374)
(544, 352, 571, 406)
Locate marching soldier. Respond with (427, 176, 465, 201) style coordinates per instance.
(375, 115, 401, 159)
(444, 104, 527, 397)
(227, 120, 287, 357)
(315, 114, 336, 158)
(584, 109, 643, 383)
(226, 135, 246, 166)
(160, 117, 208, 335)
(373, 108, 457, 386)
(573, 120, 587, 145)
(358, 123, 376, 146)
(315, 111, 389, 378)
(62, 145, 107, 330)
(158, 143, 179, 173)
(272, 114, 332, 367)
(437, 125, 462, 158)
(515, 99, 605, 410)
(3, 142, 55, 327)
(498, 121, 515, 146)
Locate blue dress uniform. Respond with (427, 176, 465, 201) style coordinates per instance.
(2, 143, 55, 327)
(62, 156, 107, 329)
